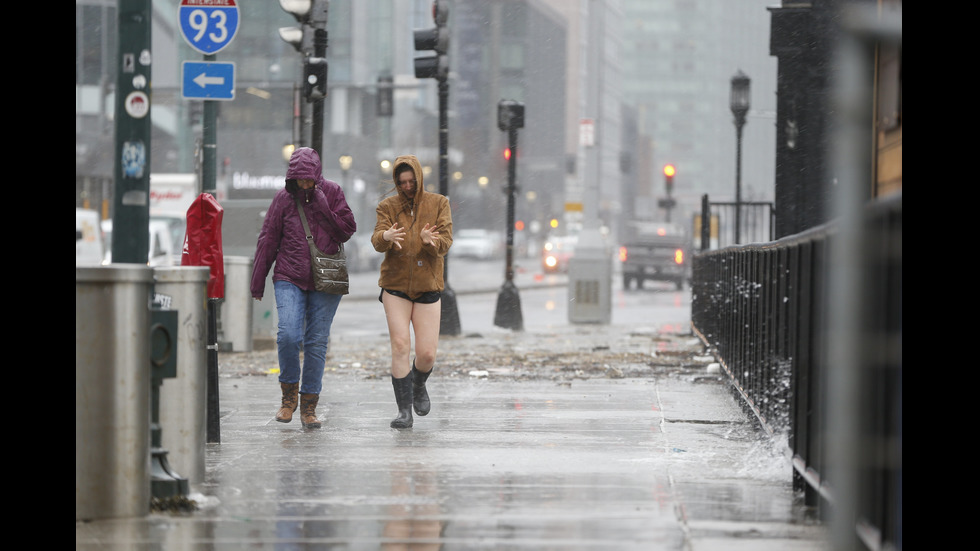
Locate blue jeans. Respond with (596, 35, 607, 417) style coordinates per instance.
(274, 280, 342, 395)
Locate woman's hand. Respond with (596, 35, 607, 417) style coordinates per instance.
(420, 223, 440, 247)
(383, 223, 406, 249)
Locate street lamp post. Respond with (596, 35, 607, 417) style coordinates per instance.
(494, 100, 525, 331)
(730, 70, 750, 244)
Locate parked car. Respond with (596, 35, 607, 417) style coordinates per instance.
(541, 234, 577, 273)
(450, 228, 503, 260)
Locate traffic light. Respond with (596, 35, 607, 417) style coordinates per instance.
(498, 100, 525, 131)
(377, 74, 393, 117)
(303, 55, 328, 100)
(279, 1, 329, 101)
(503, 147, 512, 161)
(663, 164, 675, 194)
(413, 1, 449, 81)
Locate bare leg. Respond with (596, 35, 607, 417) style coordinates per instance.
(382, 292, 414, 378)
(410, 300, 441, 373)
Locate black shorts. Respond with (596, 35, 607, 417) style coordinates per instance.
(379, 288, 442, 304)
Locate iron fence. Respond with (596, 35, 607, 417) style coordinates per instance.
(691, 193, 901, 551)
(697, 198, 775, 250)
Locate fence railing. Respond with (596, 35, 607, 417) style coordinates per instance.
(697, 198, 775, 250)
(691, 193, 901, 551)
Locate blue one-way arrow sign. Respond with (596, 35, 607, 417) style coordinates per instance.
(182, 61, 236, 100)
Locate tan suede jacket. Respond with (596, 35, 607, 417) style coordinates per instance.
(371, 155, 453, 299)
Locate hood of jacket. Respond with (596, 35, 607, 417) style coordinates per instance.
(285, 147, 323, 194)
(392, 154, 425, 211)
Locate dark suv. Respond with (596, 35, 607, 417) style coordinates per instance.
(619, 222, 691, 290)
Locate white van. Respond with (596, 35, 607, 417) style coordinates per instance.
(148, 212, 186, 266)
(76, 208, 106, 266)
(100, 212, 186, 266)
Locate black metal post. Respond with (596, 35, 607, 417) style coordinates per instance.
(438, 79, 461, 335)
(700, 194, 710, 252)
(505, 127, 517, 283)
(494, 126, 523, 331)
(735, 121, 744, 244)
(730, 71, 749, 245)
(311, 28, 327, 158)
(206, 298, 220, 443)
(199, 51, 221, 445)
(112, 0, 151, 264)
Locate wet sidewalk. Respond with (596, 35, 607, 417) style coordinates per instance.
(77, 325, 830, 550)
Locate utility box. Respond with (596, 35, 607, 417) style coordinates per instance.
(219, 256, 254, 352)
(567, 232, 612, 324)
(76, 265, 154, 521)
(153, 266, 210, 487)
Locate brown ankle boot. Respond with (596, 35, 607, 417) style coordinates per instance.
(276, 382, 299, 423)
(300, 393, 322, 429)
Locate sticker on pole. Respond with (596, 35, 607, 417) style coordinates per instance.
(178, 0, 240, 55)
(124, 91, 150, 119)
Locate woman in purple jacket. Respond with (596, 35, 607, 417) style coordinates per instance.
(251, 147, 356, 429)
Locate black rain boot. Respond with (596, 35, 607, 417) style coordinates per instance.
(390, 372, 414, 429)
(412, 362, 431, 416)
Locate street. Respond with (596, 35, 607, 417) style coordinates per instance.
(230, 255, 699, 384)
(332, 256, 692, 339)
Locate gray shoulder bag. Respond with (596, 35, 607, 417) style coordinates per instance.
(294, 196, 349, 295)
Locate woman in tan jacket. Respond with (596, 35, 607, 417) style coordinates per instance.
(372, 155, 453, 428)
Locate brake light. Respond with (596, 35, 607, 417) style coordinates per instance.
(618, 246, 628, 262)
(674, 249, 684, 264)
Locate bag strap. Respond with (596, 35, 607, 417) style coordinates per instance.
(294, 195, 342, 255)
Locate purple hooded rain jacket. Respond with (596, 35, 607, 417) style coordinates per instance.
(250, 147, 356, 298)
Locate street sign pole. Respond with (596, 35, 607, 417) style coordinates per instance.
(202, 55, 217, 196)
(178, 0, 239, 445)
(112, 0, 152, 265)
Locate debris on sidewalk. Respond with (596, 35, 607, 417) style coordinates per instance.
(218, 325, 718, 383)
